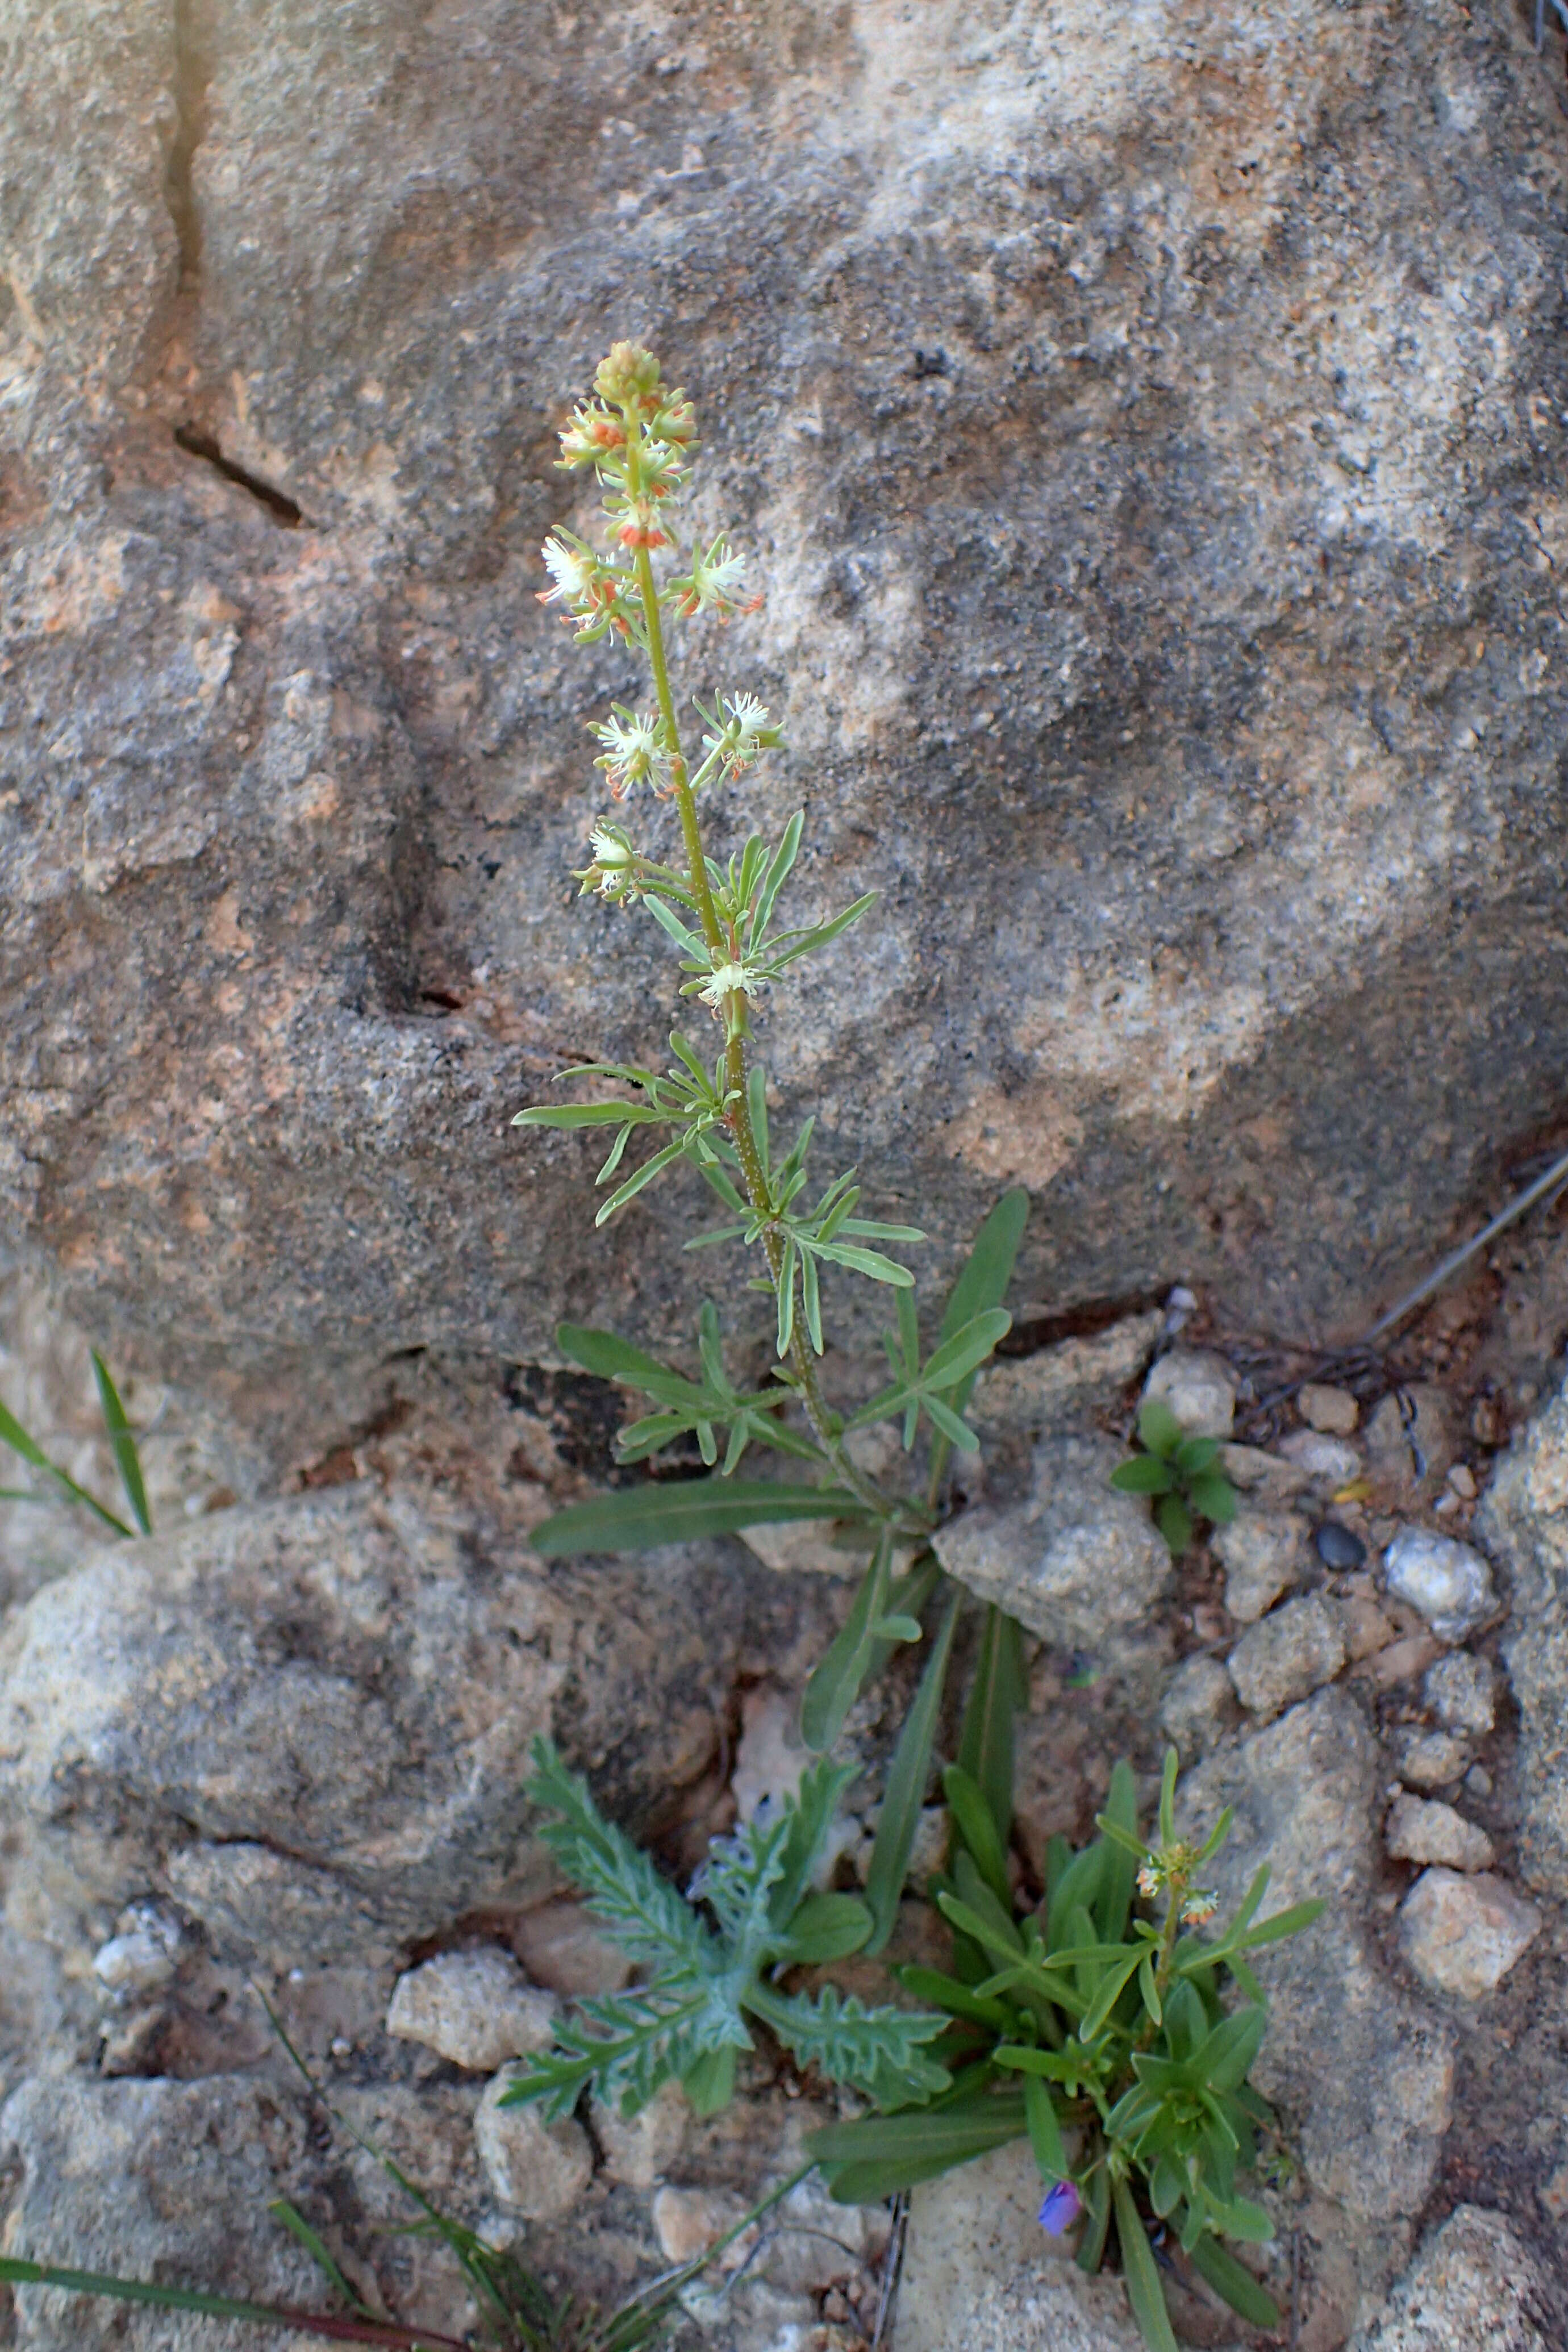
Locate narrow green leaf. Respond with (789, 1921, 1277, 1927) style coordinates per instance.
(920, 1309, 1011, 1393)
(1112, 2175, 1179, 2352)
(594, 1135, 688, 1225)
(90, 1354, 151, 1535)
(958, 1605, 1028, 1853)
(0, 2258, 462, 2352)
(802, 1245, 824, 1356)
(1022, 2074, 1068, 2184)
(814, 1241, 915, 1287)
(767, 891, 877, 967)
(808, 2092, 1028, 2198)
(267, 2201, 368, 2316)
(922, 1391, 979, 1452)
(1233, 1896, 1325, 1950)
(1186, 2231, 1282, 2329)
(0, 1396, 134, 1538)
(746, 1064, 769, 1172)
(643, 893, 709, 961)
(1080, 1949, 1144, 2041)
(531, 1479, 864, 1557)
(799, 1539, 889, 1753)
(1077, 2165, 1111, 2274)
(751, 810, 804, 943)
(897, 1966, 1011, 2031)
(514, 1100, 666, 1129)
(1096, 1759, 1139, 1942)
(943, 1764, 1012, 1912)
(896, 1282, 920, 1377)
(939, 1191, 1029, 1358)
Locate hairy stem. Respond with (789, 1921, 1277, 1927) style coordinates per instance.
(626, 419, 896, 1523)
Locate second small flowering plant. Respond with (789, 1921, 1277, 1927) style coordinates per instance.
(808, 1748, 1322, 2350)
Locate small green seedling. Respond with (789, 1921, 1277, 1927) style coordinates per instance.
(0, 1350, 151, 1538)
(808, 1748, 1323, 2352)
(1111, 1397, 1237, 1554)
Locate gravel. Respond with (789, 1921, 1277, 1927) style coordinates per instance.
(1382, 1528, 1498, 1642)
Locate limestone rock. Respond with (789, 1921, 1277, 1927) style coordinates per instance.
(1214, 1506, 1308, 1624)
(1348, 2205, 1549, 2351)
(1384, 1795, 1494, 1874)
(510, 1899, 634, 1998)
(474, 2066, 592, 2219)
(1227, 1594, 1346, 1718)
(0, 2074, 320, 2352)
(386, 1948, 557, 2072)
(1178, 1691, 1454, 2237)
(1278, 1432, 1365, 1486)
(1383, 1528, 1497, 1642)
(7, 0, 1568, 1394)
(1399, 1869, 1543, 2001)
(1142, 1349, 1237, 1439)
(933, 1432, 1169, 1652)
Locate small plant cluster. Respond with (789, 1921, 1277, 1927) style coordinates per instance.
(808, 1749, 1320, 2350)
(1112, 1395, 1238, 1556)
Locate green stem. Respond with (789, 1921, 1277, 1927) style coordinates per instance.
(625, 416, 896, 1525)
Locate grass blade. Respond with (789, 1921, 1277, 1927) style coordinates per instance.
(0, 2257, 465, 2351)
(0, 1395, 134, 1538)
(1111, 2176, 1179, 2352)
(800, 1536, 889, 1753)
(957, 1604, 1028, 1851)
(90, 1354, 151, 1534)
(864, 1590, 960, 1950)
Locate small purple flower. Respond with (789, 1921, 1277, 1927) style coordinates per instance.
(1038, 2179, 1083, 2236)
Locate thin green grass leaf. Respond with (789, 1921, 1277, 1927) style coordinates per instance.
(864, 1590, 960, 1950)
(90, 1354, 151, 1534)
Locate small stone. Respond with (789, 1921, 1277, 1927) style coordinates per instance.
(386, 1948, 558, 2072)
(1423, 1650, 1495, 1736)
(651, 2185, 755, 2268)
(511, 1899, 633, 1996)
(1227, 1594, 1346, 1719)
(92, 1904, 183, 1997)
(1299, 1383, 1360, 1436)
(1446, 1462, 1477, 1500)
(1465, 1763, 1493, 1797)
(592, 2079, 689, 2191)
(971, 1311, 1164, 1436)
(1339, 1595, 1396, 1661)
(1366, 1386, 1458, 1497)
(1315, 1519, 1368, 1571)
(1383, 1528, 1496, 1641)
(1399, 1869, 1542, 1999)
(1158, 1653, 1235, 1757)
(1143, 1348, 1237, 1438)
(475, 2066, 594, 2218)
(1394, 1727, 1472, 1788)
(1278, 1431, 1364, 1484)
(1385, 1795, 1494, 1872)
(1371, 1634, 1442, 1688)
(1214, 1508, 1307, 1624)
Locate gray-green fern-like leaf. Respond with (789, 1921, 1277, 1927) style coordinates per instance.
(526, 1737, 715, 1975)
(750, 1983, 951, 2109)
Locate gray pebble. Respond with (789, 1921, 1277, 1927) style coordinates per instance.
(1315, 1520, 1367, 1571)
(1383, 1528, 1496, 1643)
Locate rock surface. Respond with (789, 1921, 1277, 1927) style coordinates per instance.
(1347, 2203, 1550, 2351)
(1215, 1504, 1307, 1624)
(5, 0, 1568, 1390)
(1178, 1690, 1454, 2266)
(1399, 1868, 1543, 2001)
(1227, 1592, 1346, 1717)
(1142, 1349, 1237, 1439)
(1479, 1379, 1568, 1894)
(1384, 1795, 1494, 1874)
(933, 1432, 1169, 1652)
(474, 2065, 593, 2219)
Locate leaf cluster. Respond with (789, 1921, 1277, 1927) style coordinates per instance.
(502, 1738, 950, 2124)
(808, 1750, 1323, 2351)
(1111, 1397, 1238, 1556)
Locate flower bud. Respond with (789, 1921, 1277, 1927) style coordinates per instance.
(595, 340, 664, 412)
(1038, 2181, 1082, 2237)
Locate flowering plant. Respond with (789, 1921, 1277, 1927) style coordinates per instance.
(808, 1747, 1322, 2350)
(515, 341, 1029, 1833)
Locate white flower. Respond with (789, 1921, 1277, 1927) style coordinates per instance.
(702, 691, 782, 779)
(698, 960, 761, 1008)
(538, 534, 594, 606)
(675, 535, 753, 618)
(589, 706, 667, 798)
(589, 821, 634, 873)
